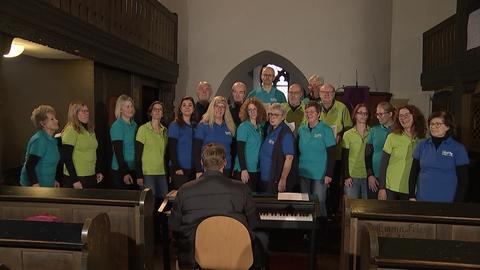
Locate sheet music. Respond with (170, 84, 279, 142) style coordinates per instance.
(277, 192, 309, 201)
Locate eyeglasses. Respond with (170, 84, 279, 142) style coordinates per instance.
(376, 112, 390, 117)
(429, 122, 445, 127)
(305, 110, 318, 115)
(356, 112, 369, 116)
(268, 113, 282, 117)
(319, 91, 334, 95)
(398, 113, 412, 119)
(247, 108, 257, 112)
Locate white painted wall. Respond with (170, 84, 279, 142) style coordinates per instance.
(390, 0, 456, 115)
(162, 0, 393, 102)
(160, 0, 458, 115)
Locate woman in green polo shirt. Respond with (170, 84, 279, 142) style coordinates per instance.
(20, 105, 60, 187)
(62, 101, 103, 189)
(342, 103, 370, 199)
(135, 101, 168, 201)
(378, 105, 426, 200)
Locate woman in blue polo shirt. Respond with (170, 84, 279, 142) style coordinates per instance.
(233, 97, 267, 191)
(259, 103, 296, 193)
(194, 96, 236, 177)
(408, 111, 469, 202)
(365, 101, 394, 199)
(20, 105, 60, 187)
(298, 102, 336, 216)
(110, 95, 137, 189)
(168, 96, 196, 189)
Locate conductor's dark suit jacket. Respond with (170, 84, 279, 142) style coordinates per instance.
(170, 170, 260, 268)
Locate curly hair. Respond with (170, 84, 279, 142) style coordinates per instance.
(391, 104, 426, 138)
(31, 105, 56, 130)
(238, 97, 267, 123)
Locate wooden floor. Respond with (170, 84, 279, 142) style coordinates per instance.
(154, 219, 341, 270)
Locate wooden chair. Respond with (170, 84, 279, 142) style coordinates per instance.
(195, 216, 253, 270)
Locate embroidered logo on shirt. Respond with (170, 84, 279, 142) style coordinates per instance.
(314, 133, 322, 138)
(441, 150, 453, 157)
(270, 98, 277, 102)
(268, 139, 275, 145)
(225, 131, 232, 136)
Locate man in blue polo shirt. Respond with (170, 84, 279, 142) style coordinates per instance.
(247, 66, 286, 105)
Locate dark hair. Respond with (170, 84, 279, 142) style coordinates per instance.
(239, 97, 267, 123)
(305, 101, 321, 113)
(176, 96, 195, 127)
(391, 105, 426, 138)
(148, 101, 164, 120)
(428, 111, 456, 137)
(352, 103, 370, 125)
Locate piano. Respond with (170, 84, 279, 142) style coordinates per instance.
(160, 191, 320, 270)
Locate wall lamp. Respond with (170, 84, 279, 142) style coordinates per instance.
(3, 43, 24, 58)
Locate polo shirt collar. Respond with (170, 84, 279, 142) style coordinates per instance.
(38, 129, 56, 142)
(146, 121, 166, 132)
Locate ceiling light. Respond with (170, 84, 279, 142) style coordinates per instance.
(3, 44, 25, 58)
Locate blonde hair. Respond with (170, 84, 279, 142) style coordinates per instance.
(31, 105, 56, 129)
(308, 74, 324, 85)
(114, 95, 135, 119)
(63, 101, 93, 133)
(201, 96, 236, 136)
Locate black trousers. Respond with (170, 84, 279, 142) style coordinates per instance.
(63, 174, 98, 189)
(110, 169, 139, 190)
(170, 168, 195, 190)
(232, 171, 260, 192)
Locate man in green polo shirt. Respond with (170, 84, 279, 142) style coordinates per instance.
(283, 83, 305, 135)
(319, 83, 352, 217)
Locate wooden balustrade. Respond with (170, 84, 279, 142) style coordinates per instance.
(40, 0, 177, 62)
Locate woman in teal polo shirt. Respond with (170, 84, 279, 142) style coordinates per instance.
(20, 105, 60, 187)
(136, 101, 168, 201)
(233, 97, 267, 191)
(378, 105, 426, 200)
(110, 95, 138, 189)
(62, 101, 103, 189)
(342, 103, 370, 199)
(365, 101, 394, 199)
(298, 102, 336, 217)
(408, 111, 469, 202)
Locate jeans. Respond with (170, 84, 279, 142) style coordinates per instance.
(300, 177, 328, 217)
(344, 178, 367, 199)
(144, 175, 168, 200)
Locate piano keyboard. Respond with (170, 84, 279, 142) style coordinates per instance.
(259, 212, 313, 222)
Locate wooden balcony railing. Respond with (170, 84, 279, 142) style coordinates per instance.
(41, 0, 177, 63)
(422, 15, 456, 74)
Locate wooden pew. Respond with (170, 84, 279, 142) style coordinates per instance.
(0, 213, 112, 270)
(360, 224, 480, 270)
(0, 186, 154, 270)
(341, 198, 480, 270)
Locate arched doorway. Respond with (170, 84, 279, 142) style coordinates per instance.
(216, 50, 308, 99)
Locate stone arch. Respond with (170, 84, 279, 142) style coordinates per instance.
(216, 50, 308, 100)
